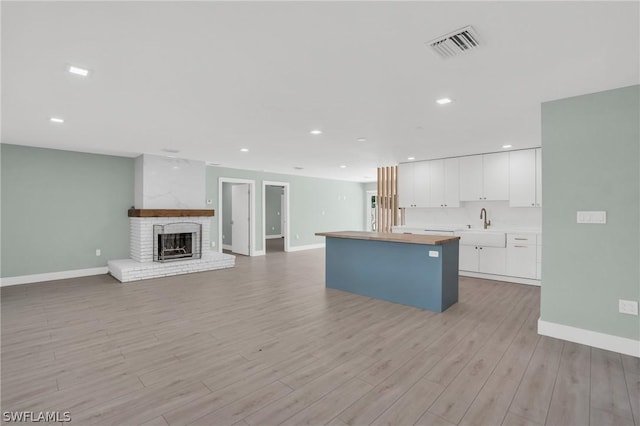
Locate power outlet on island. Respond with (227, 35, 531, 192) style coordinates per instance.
(619, 299, 639, 316)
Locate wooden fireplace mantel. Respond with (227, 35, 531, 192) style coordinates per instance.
(128, 209, 215, 218)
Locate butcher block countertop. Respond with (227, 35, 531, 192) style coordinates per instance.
(315, 231, 460, 246)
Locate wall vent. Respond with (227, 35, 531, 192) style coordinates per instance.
(427, 26, 480, 58)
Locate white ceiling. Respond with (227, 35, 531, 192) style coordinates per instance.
(2, 1, 639, 182)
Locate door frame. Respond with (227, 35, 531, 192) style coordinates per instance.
(218, 177, 257, 256)
(262, 181, 290, 252)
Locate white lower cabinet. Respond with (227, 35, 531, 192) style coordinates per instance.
(506, 233, 538, 279)
(459, 245, 506, 275)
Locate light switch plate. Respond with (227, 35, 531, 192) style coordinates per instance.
(619, 299, 639, 316)
(577, 211, 607, 224)
(428, 250, 439, 258)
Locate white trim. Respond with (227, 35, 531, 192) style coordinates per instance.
(0, 267, 109, 287)
(266, 234, 283, 239)
(253, 250, 266, 256)
(459, 271, 540, 286)
(538, 318, 639, 358)
(263, 181, 290, 252)
(287, 243, 326, 252)
(223, 244, 232, 251)
(219, 177, 257, 256)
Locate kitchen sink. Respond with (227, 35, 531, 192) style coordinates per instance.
(455, 230, 506, 247)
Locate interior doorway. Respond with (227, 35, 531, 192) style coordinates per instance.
(219, 178, 256, 256)
(263, 181, 290, 254)
(365, 190, 377, 232)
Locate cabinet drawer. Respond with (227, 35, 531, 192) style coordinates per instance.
(507, 233, 537, 246)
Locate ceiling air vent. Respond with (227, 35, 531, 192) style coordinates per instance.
(427, 26, 480, 58)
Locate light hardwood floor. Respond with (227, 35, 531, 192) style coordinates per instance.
(2, 248, 638, 426)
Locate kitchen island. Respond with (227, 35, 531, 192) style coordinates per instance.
(315, 231, 460, 312)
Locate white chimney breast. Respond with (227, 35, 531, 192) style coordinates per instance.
(134, 154, 206, 209)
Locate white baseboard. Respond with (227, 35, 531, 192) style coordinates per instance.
(222, 244, 232, 251)
(459, 271, 540, 286)
(265, 235, 283, 240)
(538, 318, 639, 357)
(287, 243, 325, 252)
(0, 267, 109, 287)
(252, 250, 266, 256)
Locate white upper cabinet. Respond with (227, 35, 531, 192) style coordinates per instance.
(443, 158, 460, 208)
(460, 153, 509, 201)
(459, 156, 483, 201)
(509, 148, 542, 207)
(535, 148, 542, 207)
(427, 160, 444, 207)
(398, 162, 429, 208)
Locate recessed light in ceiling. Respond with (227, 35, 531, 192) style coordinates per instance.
(293, 166, 304, 170)
(310, 129, 323, 135)
(50, 117, 64, 123)
(407, 156, 416, 161)
(162, 148, 180, 154)
(356, 138, 367, 142)
(206, 162, 220, 166)
(240, 148, 249, 152)
(502, 144, 513, 149)
(436, 98, 452, 105)
(339, 165, 347, 169)
(68, 65, 90, 77)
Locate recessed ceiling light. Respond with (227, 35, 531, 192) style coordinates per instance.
(339, 165, 347, 169)
(68, 65, 90, 77)
(240, 148, 249, 152)
(206, 162, 220, 166)
(50, 117, 64, 123)
(407, 156, 416, 161)
(356, 138, 367, 142)
(310, 129, 323, 135)
(502, 144, 513, 149)
(162, 148, 180, 154)
(293, 166, 304, 170)
(436, 98, 452, 105)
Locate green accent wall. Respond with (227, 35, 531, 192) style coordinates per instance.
(541, 85, 640, 340)
(1, 144, 134, 278)
(207, 167, 367, 252)
(265, 185, 282, 236)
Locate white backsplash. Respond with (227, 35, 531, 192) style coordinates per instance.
(404, 201, 541, 230)
(134, 154, 206, 209)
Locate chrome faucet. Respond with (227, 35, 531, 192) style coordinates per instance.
(480, 208, 491, 229)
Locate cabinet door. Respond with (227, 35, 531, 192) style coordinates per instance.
(459, 245, 479, 272)
(535, 148, 542, 207)
(509, 150, 536, 207)
(413, 161, 430, 207)
(443, 158, 460, 207)
(428, 159, 445, 207)
(483, 152, 509, 200)
(398, 163, 414, 207)
(479, 246, 506, 275)
(507, 244, 537, 278)
(459, 156, 483, 201)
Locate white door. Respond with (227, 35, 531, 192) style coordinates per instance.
(479, 246, 507, 275)
(231, 184, 250, 255)
(459, 245, 479, 272)
(535, 148, 542, 207)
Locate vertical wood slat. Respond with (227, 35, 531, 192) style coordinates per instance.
(376, 165, 398, 233)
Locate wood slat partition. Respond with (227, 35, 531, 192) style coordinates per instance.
(377, 165, 399, 233)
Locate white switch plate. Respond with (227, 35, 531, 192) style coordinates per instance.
(619, 299, 639, 316)
(577, 211, 607, 224)
(95, 249, 101, 256)
(428, 250, 439, 258)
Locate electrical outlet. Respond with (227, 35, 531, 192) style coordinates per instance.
(296, 234, 300, 240)
(577, 211, 607, 224)
(211, 241, 216, 248)
(428, 250, 439, 258)
(619, 299, 639, 316)
(95, 249, 101, 256)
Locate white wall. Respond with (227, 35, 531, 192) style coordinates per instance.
(404, 201, 541, 229)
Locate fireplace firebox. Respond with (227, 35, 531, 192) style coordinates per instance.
(153, 222, 202, 262)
